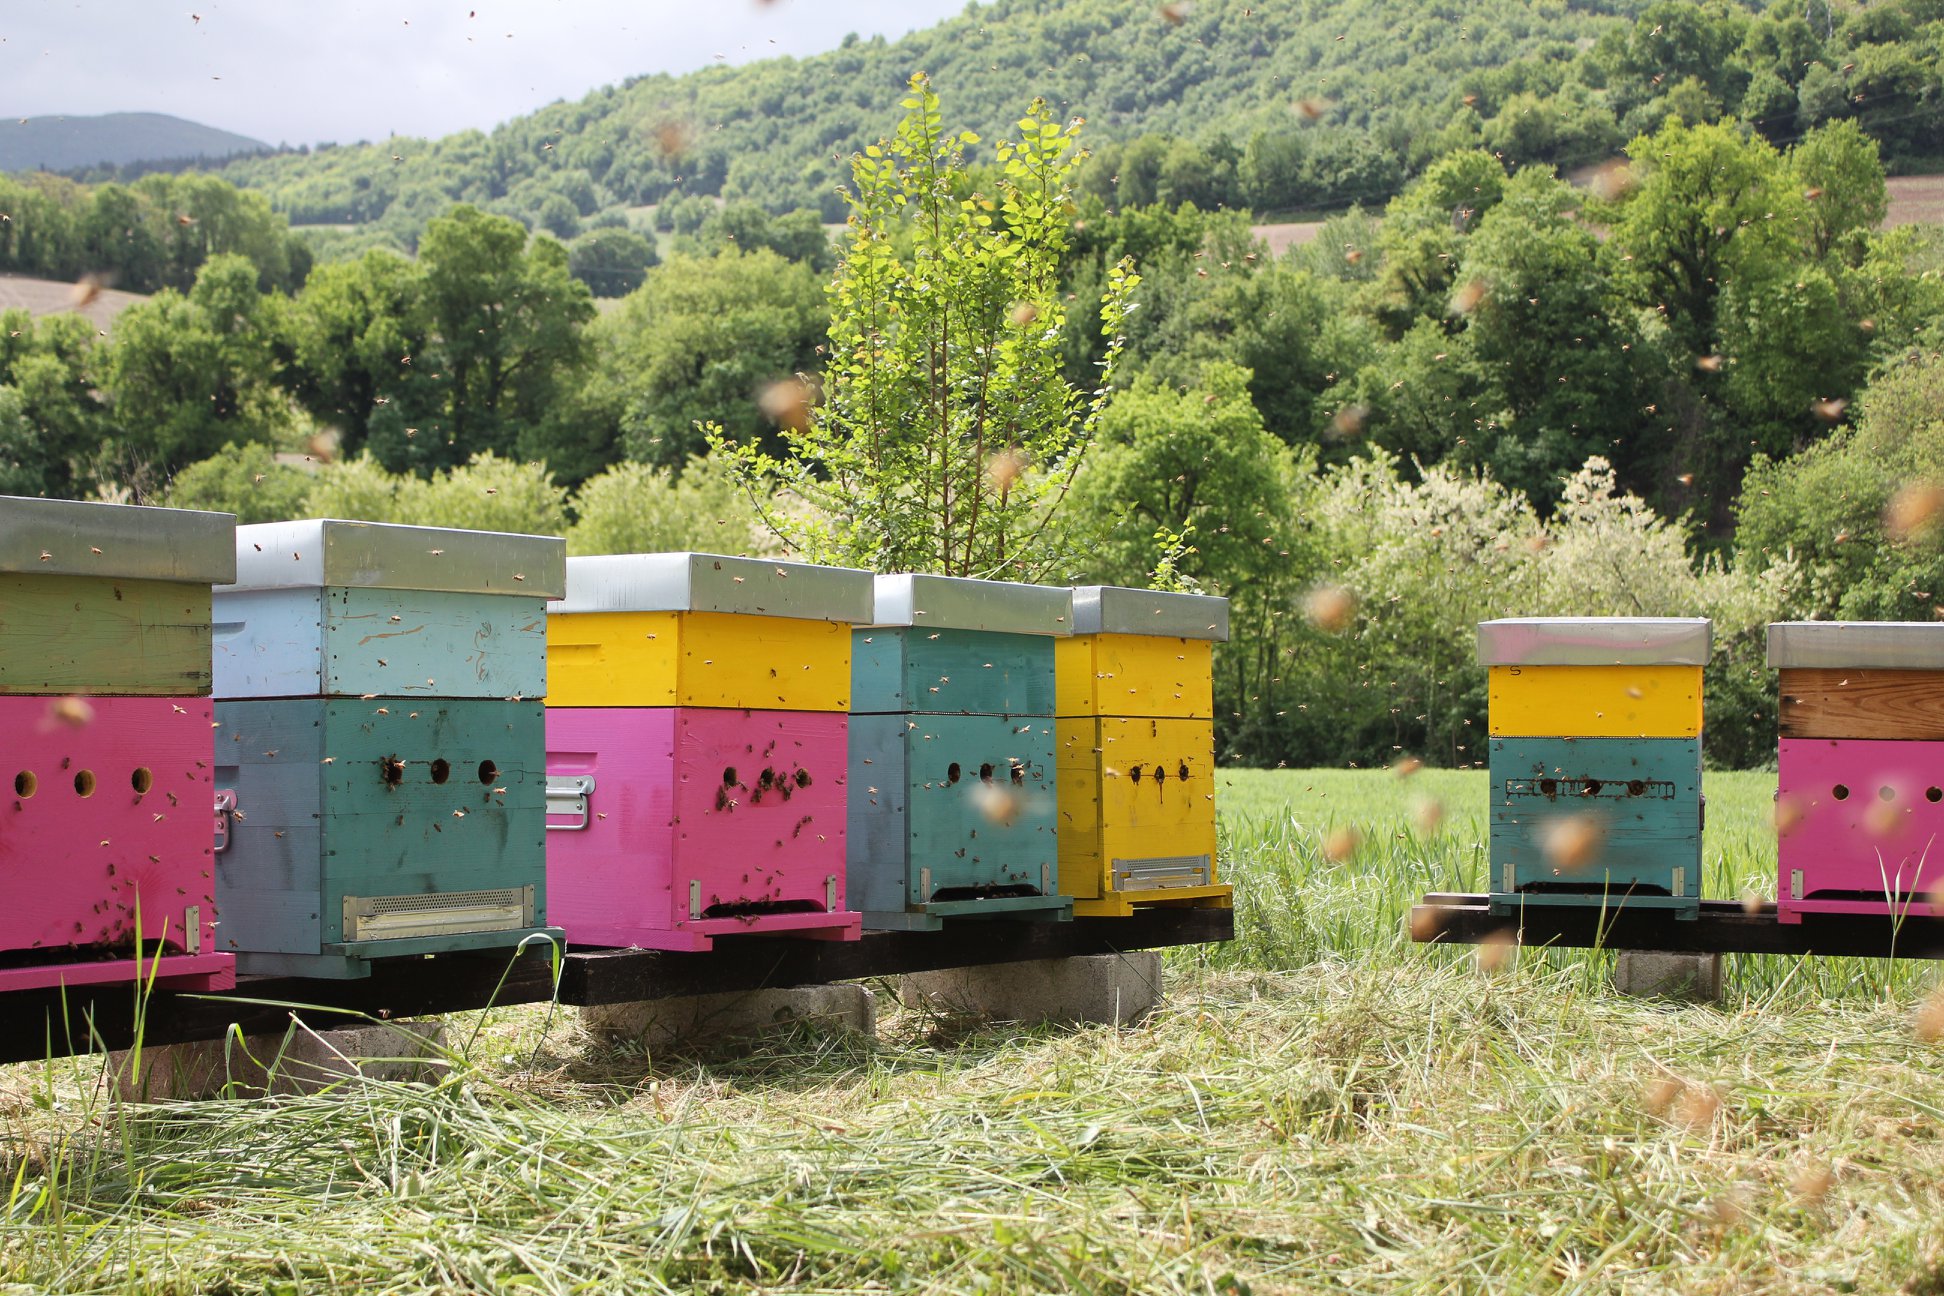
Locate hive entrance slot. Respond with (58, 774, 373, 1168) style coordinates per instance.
(928, 883, 1042, 903)
(699, 898, 823, 920)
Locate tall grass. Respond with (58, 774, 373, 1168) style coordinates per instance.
(2, 770, 1941, 1293)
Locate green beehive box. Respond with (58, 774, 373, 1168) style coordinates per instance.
(0, 496, 235, 696)
(214, 696, 555, 977)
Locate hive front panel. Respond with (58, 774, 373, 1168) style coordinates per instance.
(215, 698, 552, 977)
(847, 712, 1064, 928)
(545, 706, 857, 951)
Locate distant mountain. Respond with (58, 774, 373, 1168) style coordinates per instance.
(0, 112, 270, 174)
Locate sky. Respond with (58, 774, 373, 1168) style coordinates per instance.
(2, 0, 972, 147)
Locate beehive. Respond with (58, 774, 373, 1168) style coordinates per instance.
(543, 554, 870, 950)
(1770, 622, 1944, 922)
(1055, 586, 1232, 917)
(0, 497, 235, 992)
(848, 574, 1074, 930)
(212, 521, 564, 977)
(1480, 617, 1711, 918)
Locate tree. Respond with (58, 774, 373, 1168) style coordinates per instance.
(585, 250, 826, 471)
(162, 443, 314, 523)
(374, 205, 595, 476)
(103, 253, 292, 476)
(567, 226, 658, 297)
(715, 75, 1138, 580)
(567, 457, 762, 556)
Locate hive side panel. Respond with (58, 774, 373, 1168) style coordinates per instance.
(1055, 718, 1104, 899)
(211, 588, 326, 699)
(1068, 636, 1213, 720)
(214, 698, 327, 956)
(846, 715, 911, 913)
(1488, 736, 1702, 896)
(1778, 737, 1944, 900)
(543, 707, 678, 945)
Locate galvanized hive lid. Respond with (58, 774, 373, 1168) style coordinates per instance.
(225, 519, 565, 597)
(1476, 617, 1712, 666)
(0, 495, 237, 583)
(871, 573, 1072, 635)
(1766, 621, 1944, 670)
(549, 552, 874, 622)
(1070, 586, 1230, 641)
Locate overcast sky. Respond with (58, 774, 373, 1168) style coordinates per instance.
(3, 0, 972, 147)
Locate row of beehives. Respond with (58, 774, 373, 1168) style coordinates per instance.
(0, 496, 1232, 991)
(1480, 617, 1944, 924)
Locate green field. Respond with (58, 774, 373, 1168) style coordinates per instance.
(5, 771, 1942, 1293)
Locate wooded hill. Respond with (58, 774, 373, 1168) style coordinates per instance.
(198, 0, 1943, 250)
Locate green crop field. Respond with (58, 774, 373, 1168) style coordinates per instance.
(4, 770, 1942, 1293)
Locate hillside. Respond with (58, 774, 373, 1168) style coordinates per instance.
(1, 113, 269, 174)
(213, 0, 1653, 242)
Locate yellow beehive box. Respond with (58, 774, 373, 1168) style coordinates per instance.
(1478, 618, 1710, 738)
(1057, 716, 1229, 915)
(545, 554, 873, 712)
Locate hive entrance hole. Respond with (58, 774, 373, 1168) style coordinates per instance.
(381, 757, 405, 787)
(130, 767, 153, 795)
(14, 771, 36, 799)
(430, 759, 451, 784)
(73, 770, 96, 798)
(477, 760, 498, 785)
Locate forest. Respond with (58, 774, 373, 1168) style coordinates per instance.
(2, 0, 1942, 771)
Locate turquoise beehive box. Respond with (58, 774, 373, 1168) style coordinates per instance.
(848, 574, 1074, 930)
(212, 520, 566, 977)
(1481, 618, 1710, 920)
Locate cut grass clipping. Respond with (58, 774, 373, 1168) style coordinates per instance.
(3, 769, 1942, 1293)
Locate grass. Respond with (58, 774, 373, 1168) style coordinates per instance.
(3, 770, 1943, 1293)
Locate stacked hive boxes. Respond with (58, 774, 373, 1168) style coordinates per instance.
(849, 574, 1075, 930)
(211, 520, 565, 978)
(1769, 621, 1944, 923)
(1056, 586, 1234, 917)
(543, 553, 869, 951)
(0, 496, 235, 991)
(1480, 617, 1710, 919)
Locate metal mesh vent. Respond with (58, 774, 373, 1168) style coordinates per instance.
(343, 886, 533, 942)
(1111, 855, 1212, 891)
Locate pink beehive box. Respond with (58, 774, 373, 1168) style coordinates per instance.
(1778, 737, 1944, 922)
(544, 707, 861, 951)
(0, 696, 233, 990)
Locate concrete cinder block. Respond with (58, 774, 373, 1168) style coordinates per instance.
(580, 983, 877, 1052)
(899, 952, 1163, 1026)
(114, 1020, 449, 1101)
(1613, 950, 1724, 1002)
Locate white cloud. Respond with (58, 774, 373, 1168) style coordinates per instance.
(0, 0, 968, 146)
